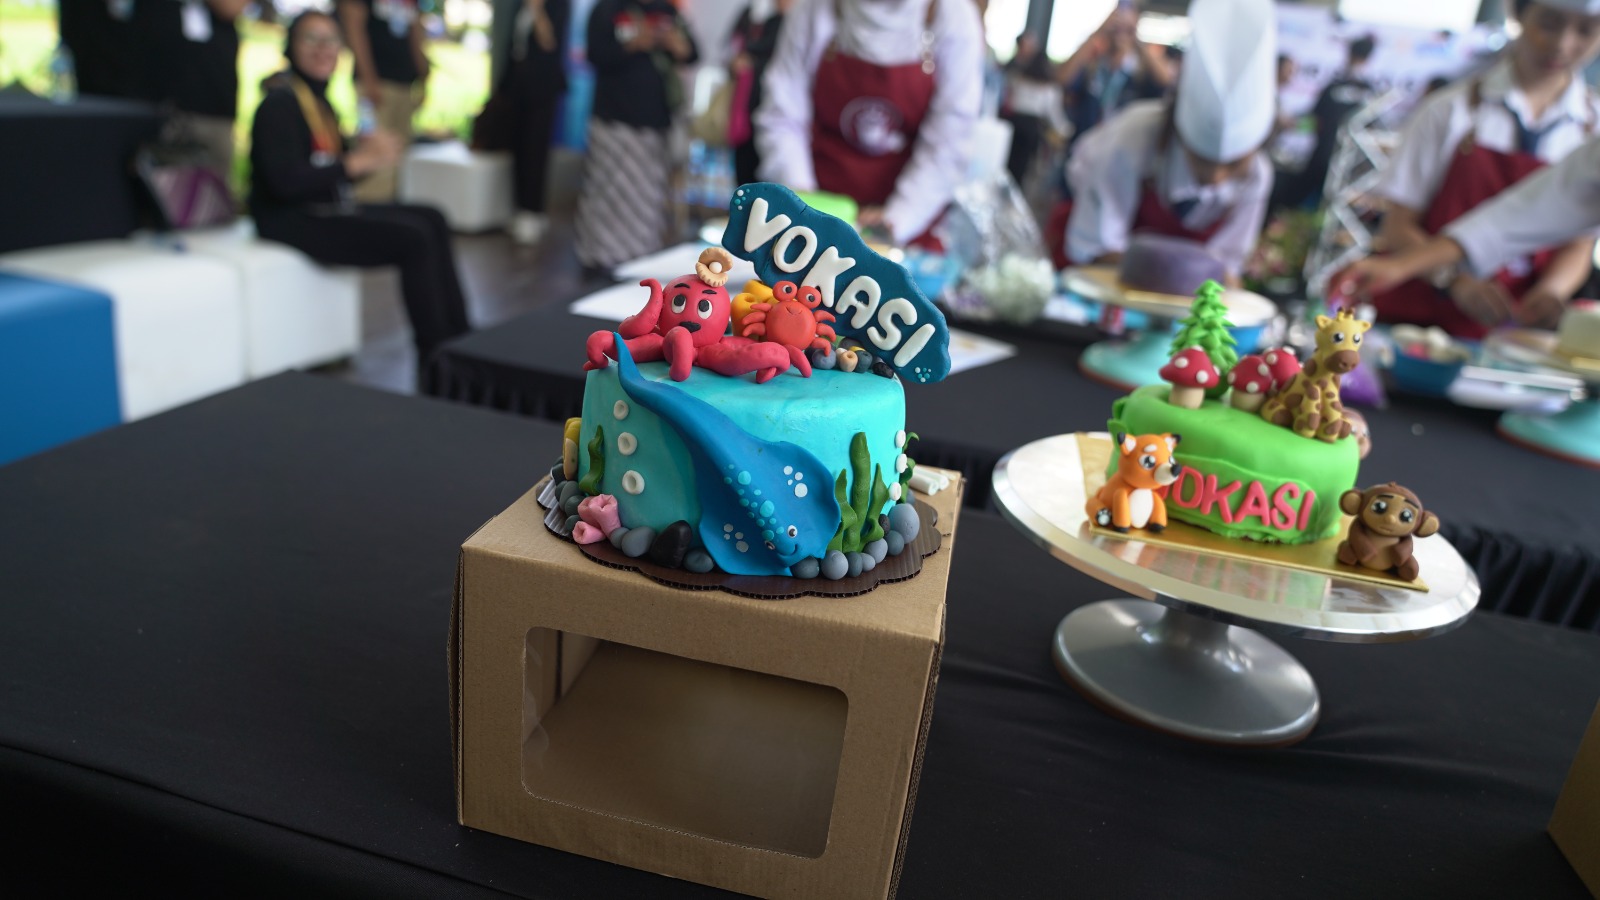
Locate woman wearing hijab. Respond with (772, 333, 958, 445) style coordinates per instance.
(1357, 0, 1600, 337)
(755, 0, 985, 245)
(1047, 0, 1277, 285)
(573, 0, 699, 272)
(250, 11, 471, 364)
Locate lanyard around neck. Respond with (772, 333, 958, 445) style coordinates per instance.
(290, 76, 342, 157)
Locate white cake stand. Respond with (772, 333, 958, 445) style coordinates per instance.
(1062, 266, 1279, 391)
(991, 434, 1480, 747)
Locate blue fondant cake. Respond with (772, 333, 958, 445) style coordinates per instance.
(577, 358, 906, 576)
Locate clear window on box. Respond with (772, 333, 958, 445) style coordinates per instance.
(522, 628, 849, 858)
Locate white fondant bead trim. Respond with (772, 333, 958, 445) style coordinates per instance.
(613, 400, 628, 420)
(895, 430, 907, 448)
(889, 482, 903, 501)
(896, 454, 908, 473)
(617, 432, 637, 455)
(622, 470, 645, 494)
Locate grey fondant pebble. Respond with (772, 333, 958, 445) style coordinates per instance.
(888, 503, 921, 541)
(879, 514, 891, 533)
(820, 550, 848, 580)
(859, 553, 876, 573)
(550, 464, 565, 484)
(564, 515, 580, 535)
(791, 557, 820, 579)
(885, 530, 906, 557)
(648, 521, 692, 569)
(854, 350, 876, 371)
(870, 358, 895, 378)
(846, 552, 864, 578)
(865, 539, 888, 564)
(683, 549, 715, 573)
(557, 480, 581, 507)
(608, 526, 630, 549)
(619, 526, 656, 558)
(807, 345, 837, 370)
(561, 493, 582, 517)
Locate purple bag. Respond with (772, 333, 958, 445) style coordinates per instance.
(137, 158, 237, 231)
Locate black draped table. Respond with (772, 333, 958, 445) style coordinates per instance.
(425, 307, 1600, 631)
(1, 372, 1597, 897)
(0, 93, 161, 254)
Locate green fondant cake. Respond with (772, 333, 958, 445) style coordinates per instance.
(1108, 384, 1361, 544)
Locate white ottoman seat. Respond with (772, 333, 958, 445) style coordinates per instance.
(400, 141, 514, 232)
(183, 221, 361, 378)
(0, 241, 246, 421)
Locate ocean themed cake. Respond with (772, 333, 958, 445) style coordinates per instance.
(1098, 283, 1366, 545)
(543, 184, 953, 585)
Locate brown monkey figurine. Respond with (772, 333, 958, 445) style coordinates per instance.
(1336, 483, 1439, 582)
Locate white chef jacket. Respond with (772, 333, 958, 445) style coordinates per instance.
(1377, 58, 1600, 214)
(1446, 135, 1600, 279)
(754, 0, 985, 243)
(1064, 101, 1273, 277)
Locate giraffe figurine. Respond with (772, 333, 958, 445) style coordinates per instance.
(1259, 309, 1372, 443)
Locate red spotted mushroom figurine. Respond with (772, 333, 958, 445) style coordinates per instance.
(1160, 347, 1219, 410)
(1228, 354, 1273, 412)
(1262, 347, 1301, 394)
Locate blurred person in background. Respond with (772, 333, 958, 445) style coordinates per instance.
(574, 0, 698, 272)
(1272, 33, 1377, 210)
(756, 0, 985, 246)
(727, 0, 792, 187)
(132, 0, 244, 180)
(506, 0, 571, 245)
(251, 11, 471, 364)
(58, 0, 137, 99)
(1056, 3, 1172, 149)
(1353, 0, 1600, 336)
(1046, 0, 1276, 283)
(1000, 32, 1063, 186)
(338, 0, 431, 201)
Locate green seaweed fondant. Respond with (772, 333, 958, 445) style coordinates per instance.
(830, 432, 892, 553)
(897, 431, 919, 502)
(1108, 385, 1359, 544)
(579, 424, 606, 495)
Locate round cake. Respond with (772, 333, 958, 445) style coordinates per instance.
(1108, 384, 1360, 543)
(1119, 233, 1227, 297)
(1556, 300, 1600, 360)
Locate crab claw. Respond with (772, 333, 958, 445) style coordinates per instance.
(788, 345, 812, 378)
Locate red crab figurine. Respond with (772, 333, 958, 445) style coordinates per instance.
(741, 281, 837, 354)
(584, 248, 810, 383)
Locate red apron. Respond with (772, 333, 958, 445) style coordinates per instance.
(1046, 180, 1228, 271)
(1369, 83, 1581, 338)
(810, 45, 939, 246)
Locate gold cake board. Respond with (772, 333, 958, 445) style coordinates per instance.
(1075, 434, 1427, 593)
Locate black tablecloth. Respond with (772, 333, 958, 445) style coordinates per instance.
(425, 308, 1600, 631)
(0, 93, 161, 254)
(1, 373, 1597, 897)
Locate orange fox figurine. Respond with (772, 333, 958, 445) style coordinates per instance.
(1086, 433, 1182, 533)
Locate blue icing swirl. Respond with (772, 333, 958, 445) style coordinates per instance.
(612, 335, 840, 575)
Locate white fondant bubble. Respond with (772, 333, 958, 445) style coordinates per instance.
(895, 430, 906, 448)
(617, 432, 637, 455)
(622, 470, 645, 494)
(795, 483, 808, 498)
(896, 454, 908, 473)
(613, 400, 628, 419)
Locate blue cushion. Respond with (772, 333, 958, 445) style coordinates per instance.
(0, 271, 122, 465)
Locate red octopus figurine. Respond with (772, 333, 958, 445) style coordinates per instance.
(741, 281, 837, 353)
(584, 248, 810, 383)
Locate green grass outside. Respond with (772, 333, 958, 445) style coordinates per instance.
(0, 2, 489, 194)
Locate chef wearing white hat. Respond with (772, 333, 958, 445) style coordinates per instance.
(1044, 0, 1276, 283)
(1361, 0, 1600, 337)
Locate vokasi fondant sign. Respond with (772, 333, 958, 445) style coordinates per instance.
(722, 183, 953, 383)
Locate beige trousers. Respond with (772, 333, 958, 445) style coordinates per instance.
(353, 80, 421, 202)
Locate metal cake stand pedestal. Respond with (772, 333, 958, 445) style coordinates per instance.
(992, 434, 1480, 747)
(1062, 267, 1278, 391)
(1484, 329, 1600, 469)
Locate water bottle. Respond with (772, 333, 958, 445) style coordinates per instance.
(49, 43, 76, 103)
(356, 98, 378, 135)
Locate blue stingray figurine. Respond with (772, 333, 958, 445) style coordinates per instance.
(613, 334, 839, 576)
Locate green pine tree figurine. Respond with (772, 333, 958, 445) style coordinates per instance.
(1168, 280, 1237, 397)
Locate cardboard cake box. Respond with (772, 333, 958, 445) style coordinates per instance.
(450, 470, 964, 900)
(1551, 699, 1600, 897)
